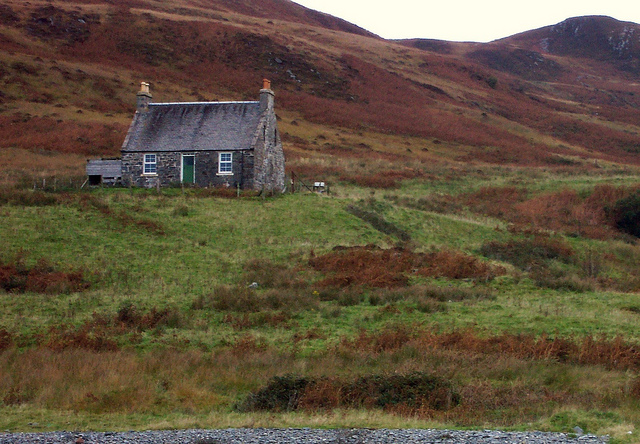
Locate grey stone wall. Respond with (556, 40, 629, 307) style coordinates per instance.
(194, 151, 253, 188)
(122, 152, 180, 188)
(122, 151, 254, 189)
(252, 109, 285, 193)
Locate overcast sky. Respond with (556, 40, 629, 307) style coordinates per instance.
(292, 0, 640, 42)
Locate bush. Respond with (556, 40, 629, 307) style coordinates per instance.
(310, 246, 502, 290)
(0, 258, 89, 294)
(115, 303, 185, 330)
(611, 192, 640, 237)
(240, 373, 460, 413)
(239, 375, 312, 412)
(480, 236, 574, 270)
(340, 373, 460, 410)
(532, 270, 595, 293)
(194, 285, 317, 313)
(419, 250, 506, 281)
(368, 285, 494, 311)
(0, 188, 60, 206)
(243, 259, 305, 289)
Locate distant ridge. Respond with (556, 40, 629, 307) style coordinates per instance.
(212, 0, 378, 37)
(498, 16, 640, 73)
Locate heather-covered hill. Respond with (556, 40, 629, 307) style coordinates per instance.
(499, 16, 640, 73)
(1, 0, 640, 184)
(6, 2, 640, 437)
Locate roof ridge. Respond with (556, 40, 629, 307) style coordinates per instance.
(150, 101, 259, 106)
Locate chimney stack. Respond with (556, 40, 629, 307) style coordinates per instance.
(259, 78, 274, 113)
(136, 82, 152, 111)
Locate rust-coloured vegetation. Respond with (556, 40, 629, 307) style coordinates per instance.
(35, 303, 185, 352)
(0, 257, 89, 294)
(309, 245, 505, 288)
(456, 184, 640, 240)
(340, 327, 640, 372)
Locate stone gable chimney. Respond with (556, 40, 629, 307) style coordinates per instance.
(259, 79, 274, 113)
(136, 82, 152, 111)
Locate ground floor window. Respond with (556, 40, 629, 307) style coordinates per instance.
(143, 154, 157, 175)
(218, 152, 233, 174)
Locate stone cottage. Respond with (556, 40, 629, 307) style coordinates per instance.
(87, 80, 285, 192)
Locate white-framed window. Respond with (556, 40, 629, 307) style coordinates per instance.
(218, 152, 233, 174)
(143, 154, 157, 175)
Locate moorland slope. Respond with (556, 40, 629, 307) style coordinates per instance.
(3, 1, 640, 440)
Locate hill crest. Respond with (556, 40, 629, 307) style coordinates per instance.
(1, 0, 640, 183)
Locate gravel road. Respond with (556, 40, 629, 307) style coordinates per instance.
(0, 428, 609, 444)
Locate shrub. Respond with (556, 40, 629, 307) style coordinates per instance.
(532, 270, 595, 293)
(419, 250, 506, 281)
(222, 311, 291, 330)
(311, 246, 504, 289)
(239, 375, 312, 412)
(243, 259, 305, 289)
(195, 285, 317, 313)
(0, 258, 89, 294)
(240, 373, 460, 413)
(610, 191, 640, 237)
(339, 373, 460, 410)
(480, 236, 574, 270)
(0, 188, 60, 206)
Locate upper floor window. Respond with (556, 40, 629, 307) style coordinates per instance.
(143, 154, 157, 175)
(218, 152, 232, 174)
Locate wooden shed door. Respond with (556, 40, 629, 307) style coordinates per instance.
(182, 155, 195, 184)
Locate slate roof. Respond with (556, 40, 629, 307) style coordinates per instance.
(121, 101, 263, 152)
(86, 158, 122, 177)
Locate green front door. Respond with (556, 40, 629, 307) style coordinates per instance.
(182, 155, 195, 184)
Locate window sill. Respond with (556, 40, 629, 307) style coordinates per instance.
(217, 172, 234, 176)
(142, 173, 158, 176)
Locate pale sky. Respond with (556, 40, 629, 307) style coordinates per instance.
(292, 0, 640, 42)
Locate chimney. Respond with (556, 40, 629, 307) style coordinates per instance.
(136, 82, 152, 111)
(259, 78, 274, 113)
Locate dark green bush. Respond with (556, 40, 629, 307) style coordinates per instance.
(341, 373, 460, 410)
(611, 192, 640, 238)
(480, 236, 574, 269)
(238, 375, 312, 412)
(240, 372, 460, 413)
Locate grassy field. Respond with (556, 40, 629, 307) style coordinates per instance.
(2, 169, 640, 442)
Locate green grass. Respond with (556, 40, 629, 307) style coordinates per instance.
(2, 177, 640, 440)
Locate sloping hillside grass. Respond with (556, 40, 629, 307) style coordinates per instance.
(2, 175, 640, 440)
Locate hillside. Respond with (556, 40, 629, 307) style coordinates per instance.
(1, 0, 640, 185)
(4, 0, 640, 440)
